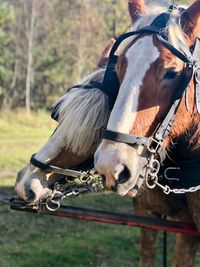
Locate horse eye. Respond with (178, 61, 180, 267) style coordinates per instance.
(163, 70, 178, 80)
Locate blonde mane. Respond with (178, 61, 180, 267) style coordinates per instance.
(51, 68, 110, 155)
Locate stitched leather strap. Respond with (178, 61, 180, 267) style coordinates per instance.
(30, 154, 83, 177)
(101, 129, 149, 147)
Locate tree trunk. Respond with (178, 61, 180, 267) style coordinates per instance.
(25, 0, 37, 113)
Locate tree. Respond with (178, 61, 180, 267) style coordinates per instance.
(25, 0, 38, 113)
(0, 0, 191, 111)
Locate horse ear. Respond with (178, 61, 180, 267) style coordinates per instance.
(97, 38, 116, 68)
(128, 0, 147, 24)
(181, 0, 200, 40)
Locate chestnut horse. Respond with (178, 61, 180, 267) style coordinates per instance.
(95, 0, 200, 266)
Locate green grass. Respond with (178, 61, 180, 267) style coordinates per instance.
(0, 111, 199, 267)
(1, 193, 173, 267)
(0, 110, 56, 182)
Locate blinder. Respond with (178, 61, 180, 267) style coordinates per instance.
(51, 80, 120, 122)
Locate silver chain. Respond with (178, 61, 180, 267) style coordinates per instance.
(45, 170, 104, 211)
(155, 181, 200, 194)
(145, 155, 200, 195)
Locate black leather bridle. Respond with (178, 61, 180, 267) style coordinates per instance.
(101, 7, 200, 166)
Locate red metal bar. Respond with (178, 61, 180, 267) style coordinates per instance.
(10, 202, 200, 237)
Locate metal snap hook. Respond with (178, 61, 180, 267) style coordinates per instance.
(163, 185, 170, 195)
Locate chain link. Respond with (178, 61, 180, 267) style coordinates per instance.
(155, 181, 200, 194)
(145, 155, 200, 194)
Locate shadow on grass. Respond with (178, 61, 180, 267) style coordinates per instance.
(0, 191, 141, 267)
(0, 186, 15, 202)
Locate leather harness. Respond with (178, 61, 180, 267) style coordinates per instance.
(101, 7, 200, 193)
(31, 6, 200, 193)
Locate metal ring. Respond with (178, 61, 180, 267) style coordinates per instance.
(45, 198, 61, 211)
(146, 175, 158, 189)
(149, 159, 160, 176)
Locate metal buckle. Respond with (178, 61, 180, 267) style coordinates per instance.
(147, 137, 162, 153)
(164, 167, 180, 181)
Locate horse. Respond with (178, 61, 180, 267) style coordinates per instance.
(95, 0, 200, 266)
(14, 38, 115, 202)
(14, 29, 167, 267)
(15, 1, 200, 266)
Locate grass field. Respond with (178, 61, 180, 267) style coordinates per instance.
(0, 111, 199, 267)
(0, 110, 56, 185)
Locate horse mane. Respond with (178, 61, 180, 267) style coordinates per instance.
(51, 68, 110, 155)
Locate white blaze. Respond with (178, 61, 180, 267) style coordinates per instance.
(107, 36, 160, 133)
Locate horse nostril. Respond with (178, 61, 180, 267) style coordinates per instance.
(118, 165, 131, 184)
(26, 189, 36, 202)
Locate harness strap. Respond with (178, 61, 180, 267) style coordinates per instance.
(157, 35, 193, 64)
(193, 37, 200, 114)
(101, 129, 149, 147)
(30, 154, 83, 178)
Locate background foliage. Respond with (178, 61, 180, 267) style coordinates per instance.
(0, 0, 191, 112)
(0, 0, 130, 111)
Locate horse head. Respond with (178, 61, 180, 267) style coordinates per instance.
(15, 39, 115, 203)
(95, 0, 200, 197)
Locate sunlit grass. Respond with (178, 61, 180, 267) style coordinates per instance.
(0, 109, 56, 184)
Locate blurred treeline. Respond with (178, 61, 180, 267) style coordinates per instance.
(0, 0, 130, 112)
(0, 0, 190, 112)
